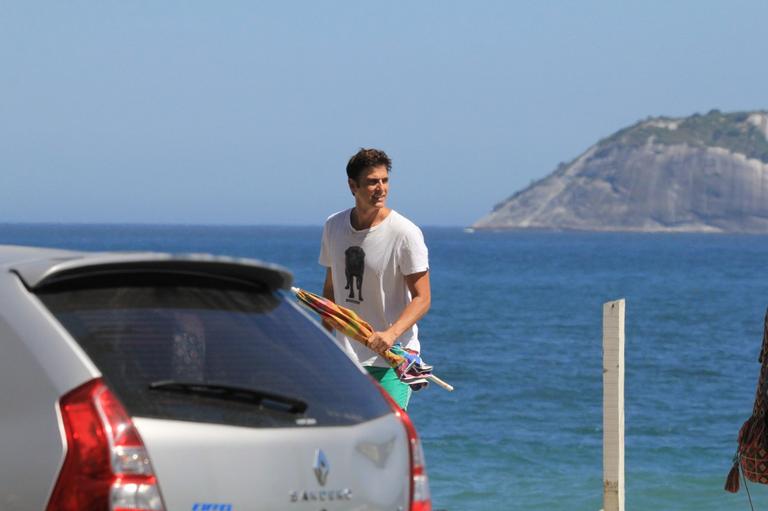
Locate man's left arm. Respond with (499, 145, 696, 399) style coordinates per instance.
(367, 270, 431, 354)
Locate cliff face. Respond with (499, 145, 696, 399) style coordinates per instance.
(474, 111, 768, 232)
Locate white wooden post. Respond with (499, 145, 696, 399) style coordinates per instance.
(603, 299, 625, 511)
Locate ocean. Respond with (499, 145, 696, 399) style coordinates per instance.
(2, 224, 766, 510)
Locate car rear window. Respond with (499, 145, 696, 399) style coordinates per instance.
(38, 274, 391, 428)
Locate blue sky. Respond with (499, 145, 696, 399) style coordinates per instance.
(1, 1, 766, 226)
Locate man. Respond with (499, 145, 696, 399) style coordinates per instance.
(319, 148, 431, 409)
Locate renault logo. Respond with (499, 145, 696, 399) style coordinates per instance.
(313, 449, 330, 486)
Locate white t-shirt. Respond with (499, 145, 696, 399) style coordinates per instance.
(319, 209, 429, 367)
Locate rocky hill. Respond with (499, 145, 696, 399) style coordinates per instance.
(473, 110, 768, 232)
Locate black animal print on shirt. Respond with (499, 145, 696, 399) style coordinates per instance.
(344, 246, 365, 302)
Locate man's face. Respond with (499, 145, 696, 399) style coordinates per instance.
(349, 165, 389, 210)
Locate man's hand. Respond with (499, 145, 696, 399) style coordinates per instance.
(367, 330, 397, 354)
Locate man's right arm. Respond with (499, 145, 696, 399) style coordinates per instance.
(321, 268, 334, 332)
(322, 267, 334, 301)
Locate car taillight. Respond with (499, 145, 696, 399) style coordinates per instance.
(47, 378, 166, 511)
(376, 386, 432, 511)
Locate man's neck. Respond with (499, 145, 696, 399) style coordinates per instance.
(351, 207, 391, 230)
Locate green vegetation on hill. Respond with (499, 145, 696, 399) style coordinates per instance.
(603, 110, 768, 163)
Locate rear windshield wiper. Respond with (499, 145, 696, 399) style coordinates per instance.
(148, 380, 308, 414)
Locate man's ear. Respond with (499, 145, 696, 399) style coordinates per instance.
(348, 178, 357, 196)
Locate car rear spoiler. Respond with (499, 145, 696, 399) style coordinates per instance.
(11, 252, 293, 292)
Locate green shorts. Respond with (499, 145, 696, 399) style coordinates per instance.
(365, 366, 412, 410)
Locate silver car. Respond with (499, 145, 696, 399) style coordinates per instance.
(0, 245, 431, 511)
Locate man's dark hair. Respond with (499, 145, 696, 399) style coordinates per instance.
(346, 148, 392, 182)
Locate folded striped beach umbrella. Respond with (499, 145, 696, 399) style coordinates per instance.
(291, 287, 405, 367)
(291, 287, 453, 391)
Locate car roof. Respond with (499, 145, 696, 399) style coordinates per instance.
(0, 245, 293, 292)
